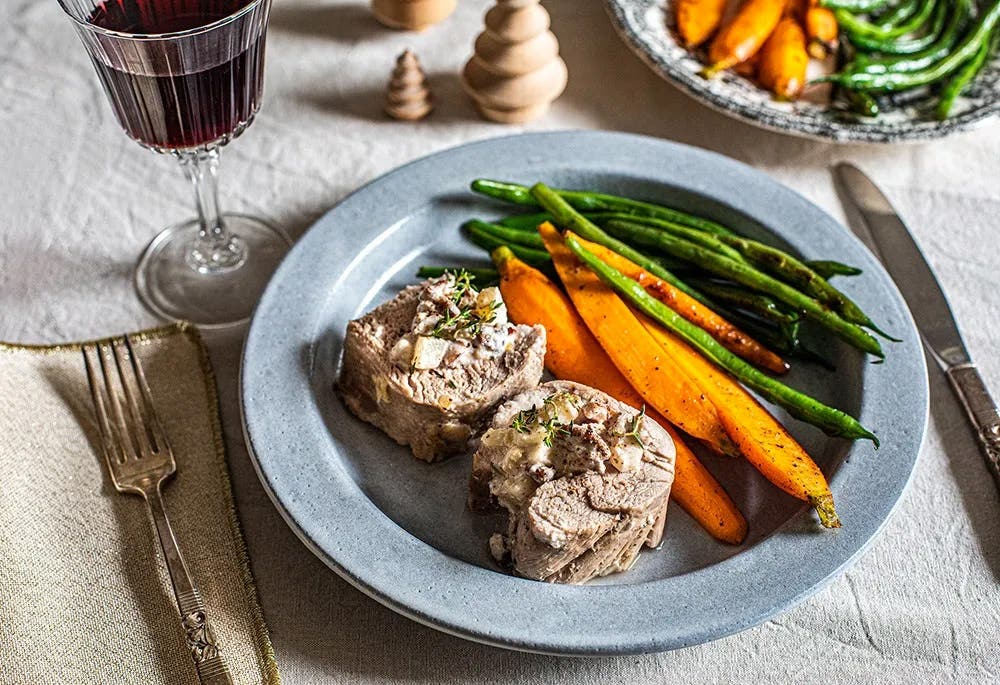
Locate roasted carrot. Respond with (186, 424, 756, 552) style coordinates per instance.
(538, 223, 738, 457)
(493, 246, 748, 544)
(805, 6, 838, 58)
(572, 234, 789, 375)
(676, 0, 730, 48)
(757, 17, 810, 99)
(495, 245, 621, 396)
(704, 0, 787, 77)
(669, 434, 749, 543)
(638, 315, 840, 528)
(665, 428, 749, 544)
(735, 51, 762, 77)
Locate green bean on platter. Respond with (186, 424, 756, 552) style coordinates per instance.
(836, 0, 936, 41)
(821, 0, 1000, 92)
(937, 29, 997, 118)
(849, 0, 950, 54)
(464, 222, 551, 266)
(806, 260, 863, 278)
(850, 0, 968, 75)
(465, 219, 546, 249)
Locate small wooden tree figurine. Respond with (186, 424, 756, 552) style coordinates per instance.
(385, 50, 434, 121)
(372, 0, 456, 31)
(462, 0, 567, 123)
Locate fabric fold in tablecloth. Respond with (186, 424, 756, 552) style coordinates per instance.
(0, 323, 280, 685)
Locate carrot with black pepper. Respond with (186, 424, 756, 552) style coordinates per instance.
(562, 230, 879, 444)
(638, 314, 841, 528)
(703, 0, 788, 78)
(538, 224, 740, 457)
(569, 234, 789, 374)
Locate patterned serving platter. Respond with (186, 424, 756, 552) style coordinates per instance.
(605, 0, 1000, 142)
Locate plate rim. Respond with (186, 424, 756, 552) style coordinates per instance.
(603, 0, 1000, 144)
(240, 130, 930, 655)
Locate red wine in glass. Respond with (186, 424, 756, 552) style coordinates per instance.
(86, 0, 265, 150)
(60, 0, 289, 328)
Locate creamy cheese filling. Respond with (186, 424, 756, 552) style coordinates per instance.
(483, 392, 648, 513)
(390, 274, 516, 372)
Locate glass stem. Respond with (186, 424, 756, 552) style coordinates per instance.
(179, 148, 247, 274)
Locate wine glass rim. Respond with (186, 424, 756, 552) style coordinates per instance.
(57, 0, 268, 40)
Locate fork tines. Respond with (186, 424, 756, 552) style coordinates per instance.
(82, 336, 170, 467)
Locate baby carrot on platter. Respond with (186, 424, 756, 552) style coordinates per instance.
(569, 233, 789, 375)
(757, 17, 811, 99)
(677, 0, 730, 48)
(704, 0, 788, 77)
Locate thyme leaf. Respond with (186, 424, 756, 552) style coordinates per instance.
(541, 417, 571, 447)
(510, 406, 539, 433)
(622, 405, 647, 450)
(430, 271, 500, 340)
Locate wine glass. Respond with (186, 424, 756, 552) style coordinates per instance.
(57, 0, 289, 328)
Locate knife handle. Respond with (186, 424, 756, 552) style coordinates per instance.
(946, 364, 1000, 490)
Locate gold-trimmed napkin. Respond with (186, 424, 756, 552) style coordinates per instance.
(0, 324, 280, 685)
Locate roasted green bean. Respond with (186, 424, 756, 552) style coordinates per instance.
(566, 234, 877, 442)
(602, 219, 885, 357)
(472, 179, 737, 237)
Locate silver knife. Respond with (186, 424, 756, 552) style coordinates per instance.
(834, 162, 1000, 491)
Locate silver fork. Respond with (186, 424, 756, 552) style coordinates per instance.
(83, 336, 235, 685)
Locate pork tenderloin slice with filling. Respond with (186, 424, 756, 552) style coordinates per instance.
(339, 276, 545, 462)
(546, 512, 658, 584)
(470, 380, 677, 584)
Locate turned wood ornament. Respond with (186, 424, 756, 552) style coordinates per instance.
(385, 50, 434, 121)
(462, 0, 567, 123)
(372, 0, 456, 31)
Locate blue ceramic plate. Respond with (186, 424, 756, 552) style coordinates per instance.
(241, 131, 928, 655)
(605, 0, 1000, 143)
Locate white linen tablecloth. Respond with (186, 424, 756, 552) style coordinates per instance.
(2, 0, 998, 682)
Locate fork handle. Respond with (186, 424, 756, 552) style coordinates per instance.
(145, 486, 235, 685)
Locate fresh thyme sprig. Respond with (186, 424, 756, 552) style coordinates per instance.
(510, 395, 573, 446)
(430, 270, 501, 339)
(430, 299, 500, 339)
(447, 269, 475, 305)
(510, 406, 539, 433)
(622, 405, 647, 449)
(541, 417, 571, 447)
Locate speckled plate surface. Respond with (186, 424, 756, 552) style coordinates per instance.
(241, 131, 928, 655)
(605, 0, 1000, 143)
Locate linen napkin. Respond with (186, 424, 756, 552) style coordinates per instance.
(0, 323, 280, 685)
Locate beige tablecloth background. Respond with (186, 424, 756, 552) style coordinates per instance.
(2, 0, 999, 682)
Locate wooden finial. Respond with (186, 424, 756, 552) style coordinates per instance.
(385, 50, 434, 121)
(372, 0, 456, 31)
(461, 0, 568, 123)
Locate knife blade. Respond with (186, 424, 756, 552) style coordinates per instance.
(834, 162, 1000, 490)
(835, 163, 969, 369)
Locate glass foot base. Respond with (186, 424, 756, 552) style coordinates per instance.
(135, 214, 291, 329)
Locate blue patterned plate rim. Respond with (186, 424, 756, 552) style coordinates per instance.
(604, 0, 1000, 143)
